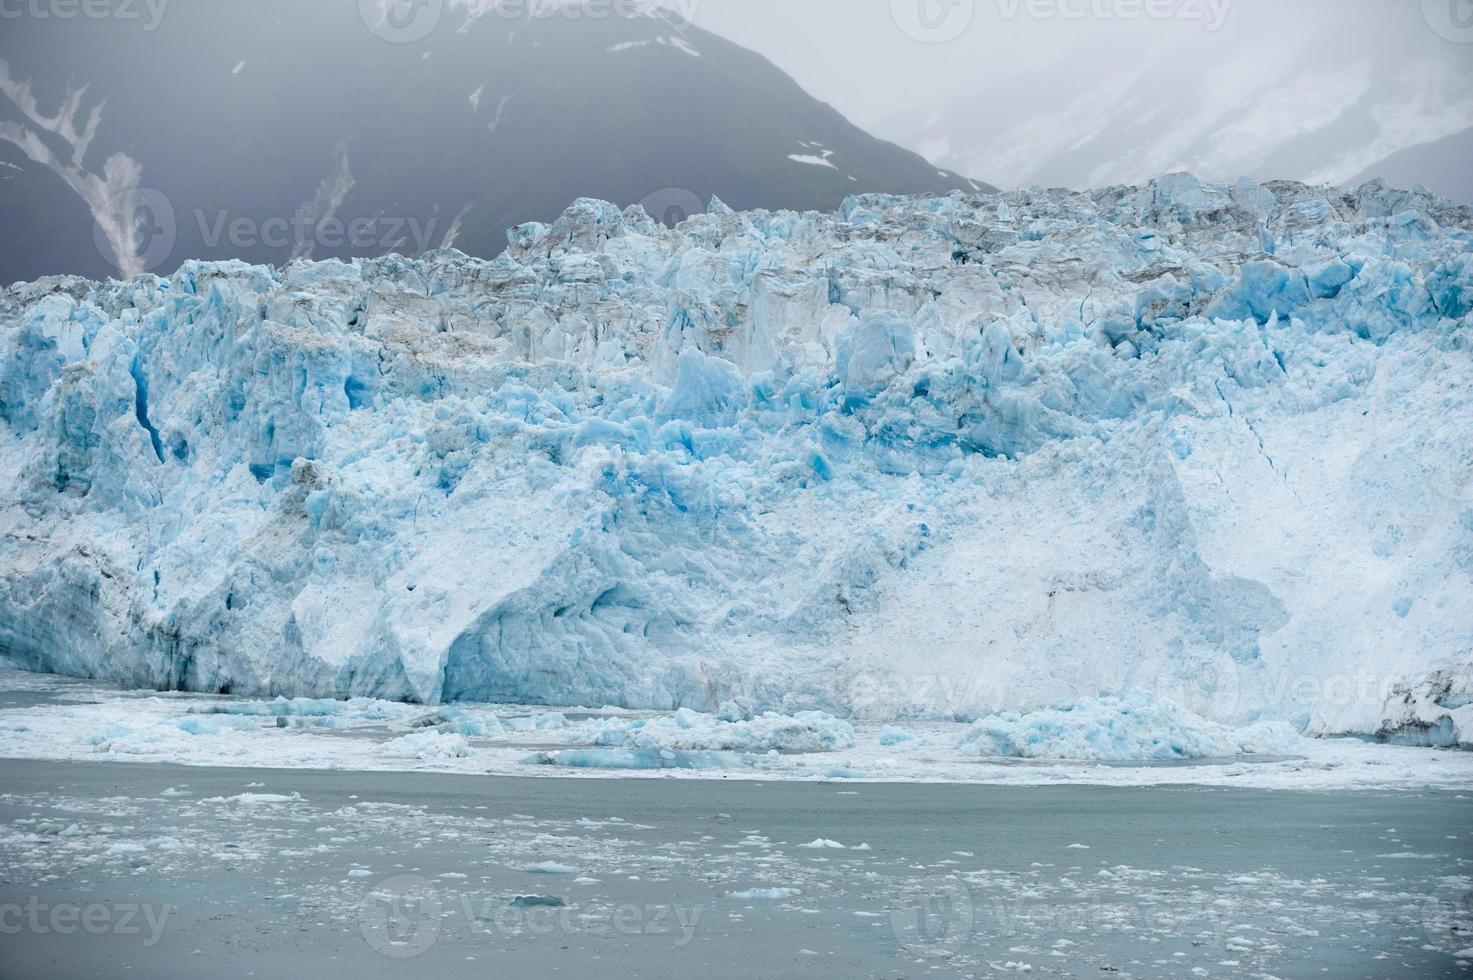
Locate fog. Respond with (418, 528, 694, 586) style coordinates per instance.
(687, 0, 1457, 128)
(688, 0, 1473, 194)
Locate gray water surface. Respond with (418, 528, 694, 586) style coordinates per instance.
(0, 759, 1468, 979)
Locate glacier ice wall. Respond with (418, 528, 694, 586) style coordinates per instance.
(1, 174, 1470, 738)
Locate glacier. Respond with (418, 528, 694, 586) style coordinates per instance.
(1, 173, 1470, 745)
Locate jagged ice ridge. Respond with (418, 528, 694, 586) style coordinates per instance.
(1, 174, 1470, 746)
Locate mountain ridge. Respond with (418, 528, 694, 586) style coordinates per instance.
(0, 1, 991, 283)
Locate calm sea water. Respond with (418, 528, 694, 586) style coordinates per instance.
(0, 758, 1468, 978)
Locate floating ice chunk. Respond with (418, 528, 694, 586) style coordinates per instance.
(502, 713, 568, 733)
(583, 710, 855, 753)
(202, 792, 304, 805)
(798, 838, 846, 849)
(956, 692, 1300, 762)
(879, 726, 914, 746)
(717, 700, 752, 722)
(522, 861, 576, 874)
(725, 887, 802, 900)
(415, 707, 505, 737)
(175, 715, 259, 735)
(383, 731, 472, 760)
(187, 697, 346, 719)
(523, 748, 744, 770)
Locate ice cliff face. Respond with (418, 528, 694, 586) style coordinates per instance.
(1, 175, 1470, 740)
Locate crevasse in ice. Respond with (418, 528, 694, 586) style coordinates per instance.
(1, 175, 1470, 743)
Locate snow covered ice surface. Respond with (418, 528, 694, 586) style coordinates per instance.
(2, 670, 1473, 789)
(1, 174, 1472, 757)
(954, 690, 1298, 762)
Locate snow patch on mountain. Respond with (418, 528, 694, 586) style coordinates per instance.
(788, 148, 836, 170)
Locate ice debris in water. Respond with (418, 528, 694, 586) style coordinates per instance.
(524, 747, 745, 770)
(955, 691, 1300, 761)
(382, 730, 473, 760)
(879, 726, 914, 745)
(725, 887, 803, 900)
(0, 176, 1470, 742)
(578, 708, 855, 752)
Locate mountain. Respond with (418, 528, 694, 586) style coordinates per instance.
(0, 1, 989, 284)
(1350, 127, 1473, 206)
(2, 177, 1469, 745)
(875, 13, 1473, 201)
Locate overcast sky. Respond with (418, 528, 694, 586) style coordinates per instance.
(684, 0, 1463, 129)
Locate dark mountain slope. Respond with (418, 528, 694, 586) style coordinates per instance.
(0, 2, 991, 283)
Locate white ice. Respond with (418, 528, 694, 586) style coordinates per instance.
(0, 176, 1470, 749)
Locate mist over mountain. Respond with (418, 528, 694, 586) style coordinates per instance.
(1349, 126, 1473, 206)
(0, 1, 987, 284)
(872, 7, 1473, 202)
